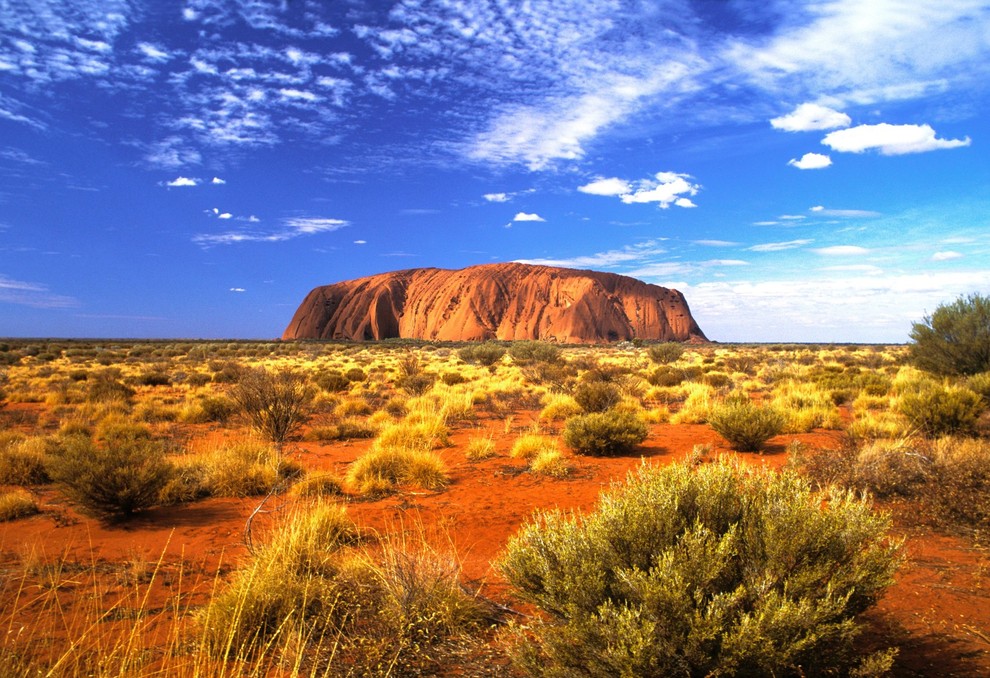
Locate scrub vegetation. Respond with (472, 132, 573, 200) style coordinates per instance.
(0, 326, 987, 675)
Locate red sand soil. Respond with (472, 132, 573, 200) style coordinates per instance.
(2, 411, 989, 675)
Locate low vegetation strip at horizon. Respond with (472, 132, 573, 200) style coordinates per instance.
(1, 298, 989, 675)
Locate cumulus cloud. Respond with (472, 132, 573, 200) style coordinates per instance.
(513, 212, 545, 222)
(578, 177, 632, 196)
(788, 152, 832, 169)
(771, 103, 851, 132)
(483, 192, 508, 202)
(822, 123, 971, 155)
(166, 176, 198, 187)
(211, 176, 226, 184)
(932, 251, 963, 261)
(580, 172, 700, 209)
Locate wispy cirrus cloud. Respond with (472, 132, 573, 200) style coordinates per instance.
(193, 216, 348, 247)
(748, 239, 814, 252)
(0, 274, 77, 308)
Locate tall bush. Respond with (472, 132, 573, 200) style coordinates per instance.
(909, 293, 990, 376)
(501, 459, 901, 677)
(231, 367, 313, 446)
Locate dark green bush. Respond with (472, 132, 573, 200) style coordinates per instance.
(646, 342, 684, 364)
(47, 436, 173, 520)
(458, 342, 507, 367)
(896, 383, 983, 436)
(137, 370, 171, 386)
(708, 398, 785, 452)
(572, 381, 622, 413)
(441, 371, 468, 386)
(509, 340, 562, 366)
(563, 410, 648, 456)
(501, 459, 901, 678)
(314, 369, 351, 393)
(86, 372, 135, 404)
(910, 293, 990, 376)
(345, 367, 366, 382)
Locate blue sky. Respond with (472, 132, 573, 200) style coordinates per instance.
(1, 0, 989, 342)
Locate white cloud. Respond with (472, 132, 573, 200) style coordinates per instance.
(137, 42, 170, 62)
(578, 177, 632, 196)
(211, 176, 226, 184)
(581, 172, 700, 209)
(809, 206, 881, 218)
(771, 103, 850, 132)
(621, 172, 701, 209)
(822, 123, 971, 155)
(813, 245, 871, 256)
(194, 216, 349, 247)
(483, 192, 509, 202)
(218, 212, 233, 219)
(229, 287, 246, 292)
(748, 239, 813, 252)
(166, 176, 198, 187)
(694, 240, 739, 247)
(284, 217, 348, 234)
(679, 269, 990, 343)
(513, 212, 545, 222)
(354, 239, 367, 245)
(0, 274, 76, 308)
(516, 240, 667, 269)
(788, 152, 832, 170)
(932, 251, 964, 261)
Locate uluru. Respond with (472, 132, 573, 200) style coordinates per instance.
(282, 263, 707, 344)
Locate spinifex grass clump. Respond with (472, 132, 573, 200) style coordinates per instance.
(707, 395, 786, 452)
(501, 458, 901, 678)
(201, 502, 483, 672)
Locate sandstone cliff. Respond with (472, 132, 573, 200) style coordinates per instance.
(282, 263, 707, 343)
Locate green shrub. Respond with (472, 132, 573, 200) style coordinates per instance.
(646, 342, 684, 364)
(86, 372, 135, 404)
(47, 436, 173, 520)
(966, 372, 990, 404)
(572, 381, 622, 413)
(708, 398, 785, 452)
(896, 383, 983, 436)
(509, 340, 562, 366)
(459, 342, 507, 367)
(440, 371, 468, 386)
(910, 293, 990, 376)
(500, 459, 901, 678)
(563, 410, 648, 456)
(314, 369, 351, 393)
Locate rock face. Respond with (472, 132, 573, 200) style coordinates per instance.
(282, 263, 708, 343)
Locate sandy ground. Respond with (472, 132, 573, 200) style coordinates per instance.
(2, 411, 989, 675)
